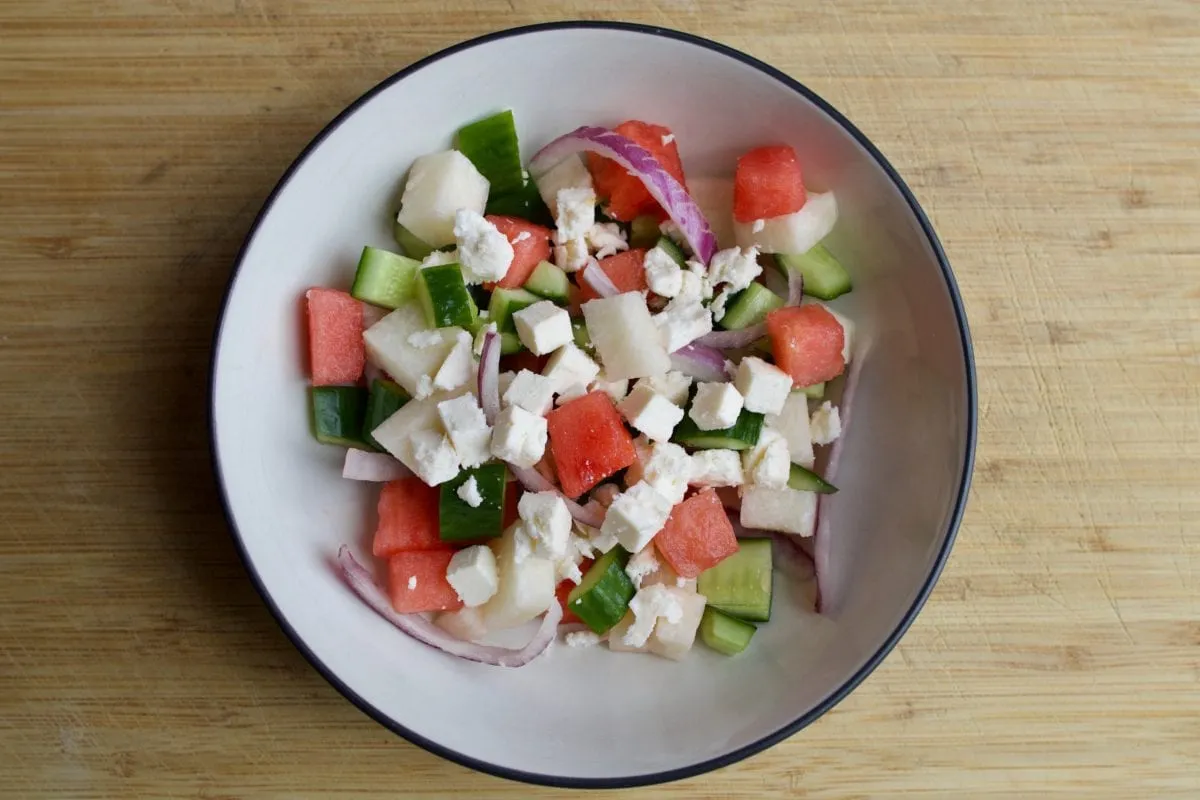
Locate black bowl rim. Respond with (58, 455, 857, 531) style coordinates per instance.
(208, 19, 978, 790)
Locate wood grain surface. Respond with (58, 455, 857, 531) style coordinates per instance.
(2, 1, 1198, 797)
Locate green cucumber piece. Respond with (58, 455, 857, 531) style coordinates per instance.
(456, 110, 524, 197)
(416, 263, 477, 328)
(571, 318, 592, 349)
(567, 547, 637, 634)
(310, 386, 369, 447)
(351, 246, 420, 309)
(363, 379, 409, 450)
(487, 286, 541, 332)
(673, 408, 765, 451)
(438, 463, 509, 543)
(801, 382, 825, 399)
(499, 331, 522, 354)
(699, 607, 757, 655)
(719, 282, 784, 330)
(654, 236, 686, 267)
(393, 220, 437, 260)
(629, 215, 661, 248)
(697, 538, 773, 622)
(522, 261, 569, 303)
(788, 463, 838, 494)
(775, 244, 853, 301)
(485, 179, 553, 226)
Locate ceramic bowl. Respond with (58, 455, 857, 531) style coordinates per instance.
(210, 21, 976, 788)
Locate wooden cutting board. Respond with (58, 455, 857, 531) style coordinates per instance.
(2, 1, 1197, 796)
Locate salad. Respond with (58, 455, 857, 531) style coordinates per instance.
(305, 111, 858, 667)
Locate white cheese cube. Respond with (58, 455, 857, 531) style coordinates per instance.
(513, 300, 572, 356)
(647, 587, 707, 661)
(654, 298, 713, 354)
(586, 222, 628, 259)
(735, 356, 792, 415)
(634, 371, 693, 407)
(502, 369, 555, 415)
(688, 382, 744, 431)
(710, 288, 733, 322)
(582, 292, 672, 381)
(433, 330, 475, 391)
(534, 154, 593, 217)
(601, 481, 674, 554)
(553, 236, 590, 272)
(643, 245, 684, 297)
(395, 150, 489, 248)
(706, 246, 762, 292)
(489, 405, 548, 468)
(453, 209, 514, 284)
(408, 429, 460, 486)
(456, 475, 484, 507)
(688, 448, 745, 487)
(675, 269, 709, 304)
(766, 391, 816, 468)
(554, 187, 597, 240)
(517, 491, 572, 561)
(740, 485, 817, 537)
(742, 428, 790, 488)
(622, 583, 684, 648)
(617, 384, 684, 443)
(436, 393, 491, 468)
(810, 401, 842, 445)
(541, 342, 600, 393)
(446, 545, 499, 607)
(481, 524, 556, 629)
(639, 441, 691, 504)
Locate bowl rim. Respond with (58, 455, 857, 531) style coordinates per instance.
(208, 19, 978, 790)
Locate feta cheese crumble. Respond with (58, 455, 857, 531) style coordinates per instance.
(502, 369, 556, 415)
(743, 428, 791, 488)
(688, 382, 744, 431)
(437, 393, 491, 469)
(634, 371, 693, 407)
(541, 342, 600, 393)
(456, 475, 484, 507)
(409, 428, 459, 485)
(565, 630, 602, 648)
(489, 404, 548, 468)
(810, 401, 842, 445)
(453, 208, 514, 284)
(618, 384, 684, 443)
(420, 249, 459, 267)
(433, 330, 474, 391)
(735, 356, 793, 415)
(517, 491, 572, 561)
(623, 584, 684, 647)
(625, 546, 660, 588)
(688, 448, 745, 487)
(639, 440, 692, 504)
(655, 297, 713, 353)
(643, 245, 684, 297)
(445, 545, 499, 607)
(554, 187, 597, 240)
(707, 246, 762, 292)
(585, 222, 628, 259)
(513, 300, 572, 355)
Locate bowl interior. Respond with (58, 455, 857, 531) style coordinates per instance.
(211, 24, 973, 785)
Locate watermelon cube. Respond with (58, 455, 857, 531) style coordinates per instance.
(372, 477, 442, 558)
(484, 215, 553, 290)
(733, 145, 806, 223)
(653, 488, 739, 578)
(546, 392, 638, 498)
(306, 288, 365, 385)
(574, 248, 649, 308)
(765, 305, 846, 388)
(587, 121, 688, 221)
(387, 549, 464, 614)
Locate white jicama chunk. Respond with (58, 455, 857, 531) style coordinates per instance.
(607, 611, 649, 653)
(686, 176, 735, 250)
(765, 391, 816, 468)
(396, 150, 490, 247)
(733, 191, 838, 254)
(363, 302, 461, 397)
(434, 606, 490, 642)
(480, 524, 557, 630)
(533, 153, 594, 218)
(370, 387, 469, 477)
(739, 485, 817, 537)
(582, 292, 671, 381)
(647, 588, 707, 661)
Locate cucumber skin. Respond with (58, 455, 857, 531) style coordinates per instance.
(523, 261, 570, 303)
(673, 409, 765, 451)
(787, 463, 838, 494)
(719, 283, 785, 331)
(567, 547, 637, 635)
(417, 264, 477, 328)
(487, 287, 542, 333)
(351, 247, 420, 309)
(363, 379, 409, 450)
(486, 180, 553, 227)
(456, 110, 525, 197)
(697, 538, 773, 622)
(438, 463, 509, 543)
(393, 220, 437, 260)
(310, 386, 369, 447)
(654, 236, 687, 266)
(699, 607, 757, 655)
(775, 245, 853, 301)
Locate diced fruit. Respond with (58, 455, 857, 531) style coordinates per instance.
(607, 611, 648, 653)
(522, 260, 570, 303)
(733, 145, 806, 223)
(647, 587, 707, 660)
(310, 386, 369, 447)
(435, 606, 489, 641)
(362, 302, 460, 396)
(566, 547, 636, 634)
(546, 392, 638, 498)
(672, 407, 764, 451)
(456, 110, 524, 197)
(350, 247, 420, 309)
(387, 549, 464, 613)
(654, 236, 686, 266)
(697, 537, 773, 622)
(775, 244, 852, 301)
(373, 477, 442, 557)
(587, 121, 687, 221)
(488, 286, 542, 332)
(481, 524, 557, 630)
(788, 463, 838, 494)
(305, 288, 365, 385)
(719, 282, 784, 331)
(416, 263, 477, 328)
(485, 216, 553, 290)
(393, 221, 438, 260)
(396, 150, 489, 248)
(575, 248, 648, 306)
(766, 304, 846, 387)
(438, 463, 509, 543)
(739, 485, 817, 537)
(533, 153, 593, 217)
(363, 379, 409, 450)
(371, 388, 469, 478)
(734, 192, 837, 254)
(653, 488, 739, 578)
(699, 607, 757, 655)
(485, 178, 553, 226)
(581, 292, 671, 381)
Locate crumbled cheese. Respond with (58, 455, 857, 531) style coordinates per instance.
(751, 219, 766, 234)
(639, 440, 692, 504)
(661, 133, 675, 146)
(535, 154, 593, 217)
(489, 405, 548, 468)
(453, 209, 514, 284)
(675, 270, 707, 304)
(433, 331, 474, 391)
(512, 230, 531, 244)
(579, 522, 619, 554)
(735, 356, 792, 415)
(634, 371, 693, 407)
(446, 545, 499, 607)
(688, 382, 744, 431)
(685, 260, 715, 300)
(743, 428, 791, 488)
(456, 475, 484, 507)
(553, 236, 590, 272)
(420, 249, 459, 267)
(600, 481, 674, 554)
(643, 245, 684, 297)
(502, 369, 556, 416)
(408, 330, 444, 349)
(710, 288, 733, 322)
(408, 429, 460, 485)
(407, 576, 418, 590)
(413, 374, 435, 400)
(707, 246, 762, 292)
(625, 546, 660, 588)
(688, 449, 745, 487)
(810, 401, 842, 445)
(623, 584, 684, 647)
(437, 393, 492, 468)
(585, 222, 629, 259)
(517, 491, 572, 561)
(675, 577, 688, 588)
(654, 297, 713, 353)
(555, 187, 597, 240)
(554, 532, 595, 585)
(513, 300, 572, 355)
(541, 343, 600, 393)
(565, 630, 602, 648)
(618, 384, 684, 443)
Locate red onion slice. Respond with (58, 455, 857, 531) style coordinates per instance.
(478, 330, 500, 425)
(695, 324, 766, 349)
(531, 127, 718, 264)
(510, 466, 605, 528)
(342, 449, 411, 482)
(336, 547, 561, 667)
(580, 260, 620, 298)
(669, 344, 729, 382)
(786, 268, 804, 308)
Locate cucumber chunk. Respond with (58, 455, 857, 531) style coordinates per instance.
(351, 246, 420, 309)
(788, 463, 838, 494)
(629, 215, 661, 248)
(416, 263, 477, 328)
(801, 382, 825, 399)
(697, 537, 773, 622)
(567, 547, 637, 634)
(775, 244, 853, 301)
(673, 408, 765, 451)
(487, 286, 542, 332)
(363, 379, 409, 450)
(571, 318, 592, 349)
(719, 282, 784, 330)
(485, 179, 553, 226)
(439, 463, 509, 543)
(456, 110, 525, 197)
(523, 261, 570, 303)
(392, 220, 438, 260)
(699, 607, 757, 655)
(654, 236, 687, 267)
(310, 386, 369, 447)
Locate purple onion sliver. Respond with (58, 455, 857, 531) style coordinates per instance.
(478, 330, 501, 425)
(510, 466, 605, 528)
(669, 344, 729, 382)
(786, 268, 804, 307)
(581, 261, 620, 298)
(694, 324, 766, 350)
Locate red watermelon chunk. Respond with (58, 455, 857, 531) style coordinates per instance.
(387, 549, 464, 614)
(654, 488, 739, 578)
(733, 145, 807, 223)
(546, 392, 638, 499)
(574, 248, 649, 308)
(484, 215, 553, 290)
(766, 305, 846, 387)
(587, 121, 688, 221)
(372, 477, 441, 558)
(305, 288, 365, 385)
(555, 558, 594, 625)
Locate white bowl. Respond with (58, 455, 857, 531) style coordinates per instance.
(210, 21, 976, 788)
